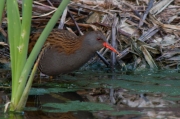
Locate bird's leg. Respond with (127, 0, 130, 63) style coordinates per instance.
(35, 43, 51, 83)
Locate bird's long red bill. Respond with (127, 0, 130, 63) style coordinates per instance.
(103, 42, 121, 55)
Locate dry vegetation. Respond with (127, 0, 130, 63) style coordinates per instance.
(0, 0, 180, 70)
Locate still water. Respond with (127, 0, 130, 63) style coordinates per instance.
(0, 69, 180, 119)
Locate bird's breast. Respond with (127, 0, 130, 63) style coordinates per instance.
(38, 47, 94, 76)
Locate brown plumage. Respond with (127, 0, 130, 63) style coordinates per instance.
(29, 30, 82, 54)
(29, 29, 118, 76)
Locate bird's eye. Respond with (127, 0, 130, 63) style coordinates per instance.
(97, 38, 102, 41)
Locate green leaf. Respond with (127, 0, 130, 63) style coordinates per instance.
(43, 101, 113, 112)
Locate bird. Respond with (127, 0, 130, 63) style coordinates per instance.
(31, 29, 119, 76)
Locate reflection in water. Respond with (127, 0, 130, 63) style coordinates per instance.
(0, 69, 180, 118)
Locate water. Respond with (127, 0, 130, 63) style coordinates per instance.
(0, 69, 180, 119)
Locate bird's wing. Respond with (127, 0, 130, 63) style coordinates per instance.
(29, 29, 82, 55)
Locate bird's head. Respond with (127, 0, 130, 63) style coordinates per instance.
(83, 31, 120, 54)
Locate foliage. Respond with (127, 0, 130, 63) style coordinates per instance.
(0, 0, 70, 112)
